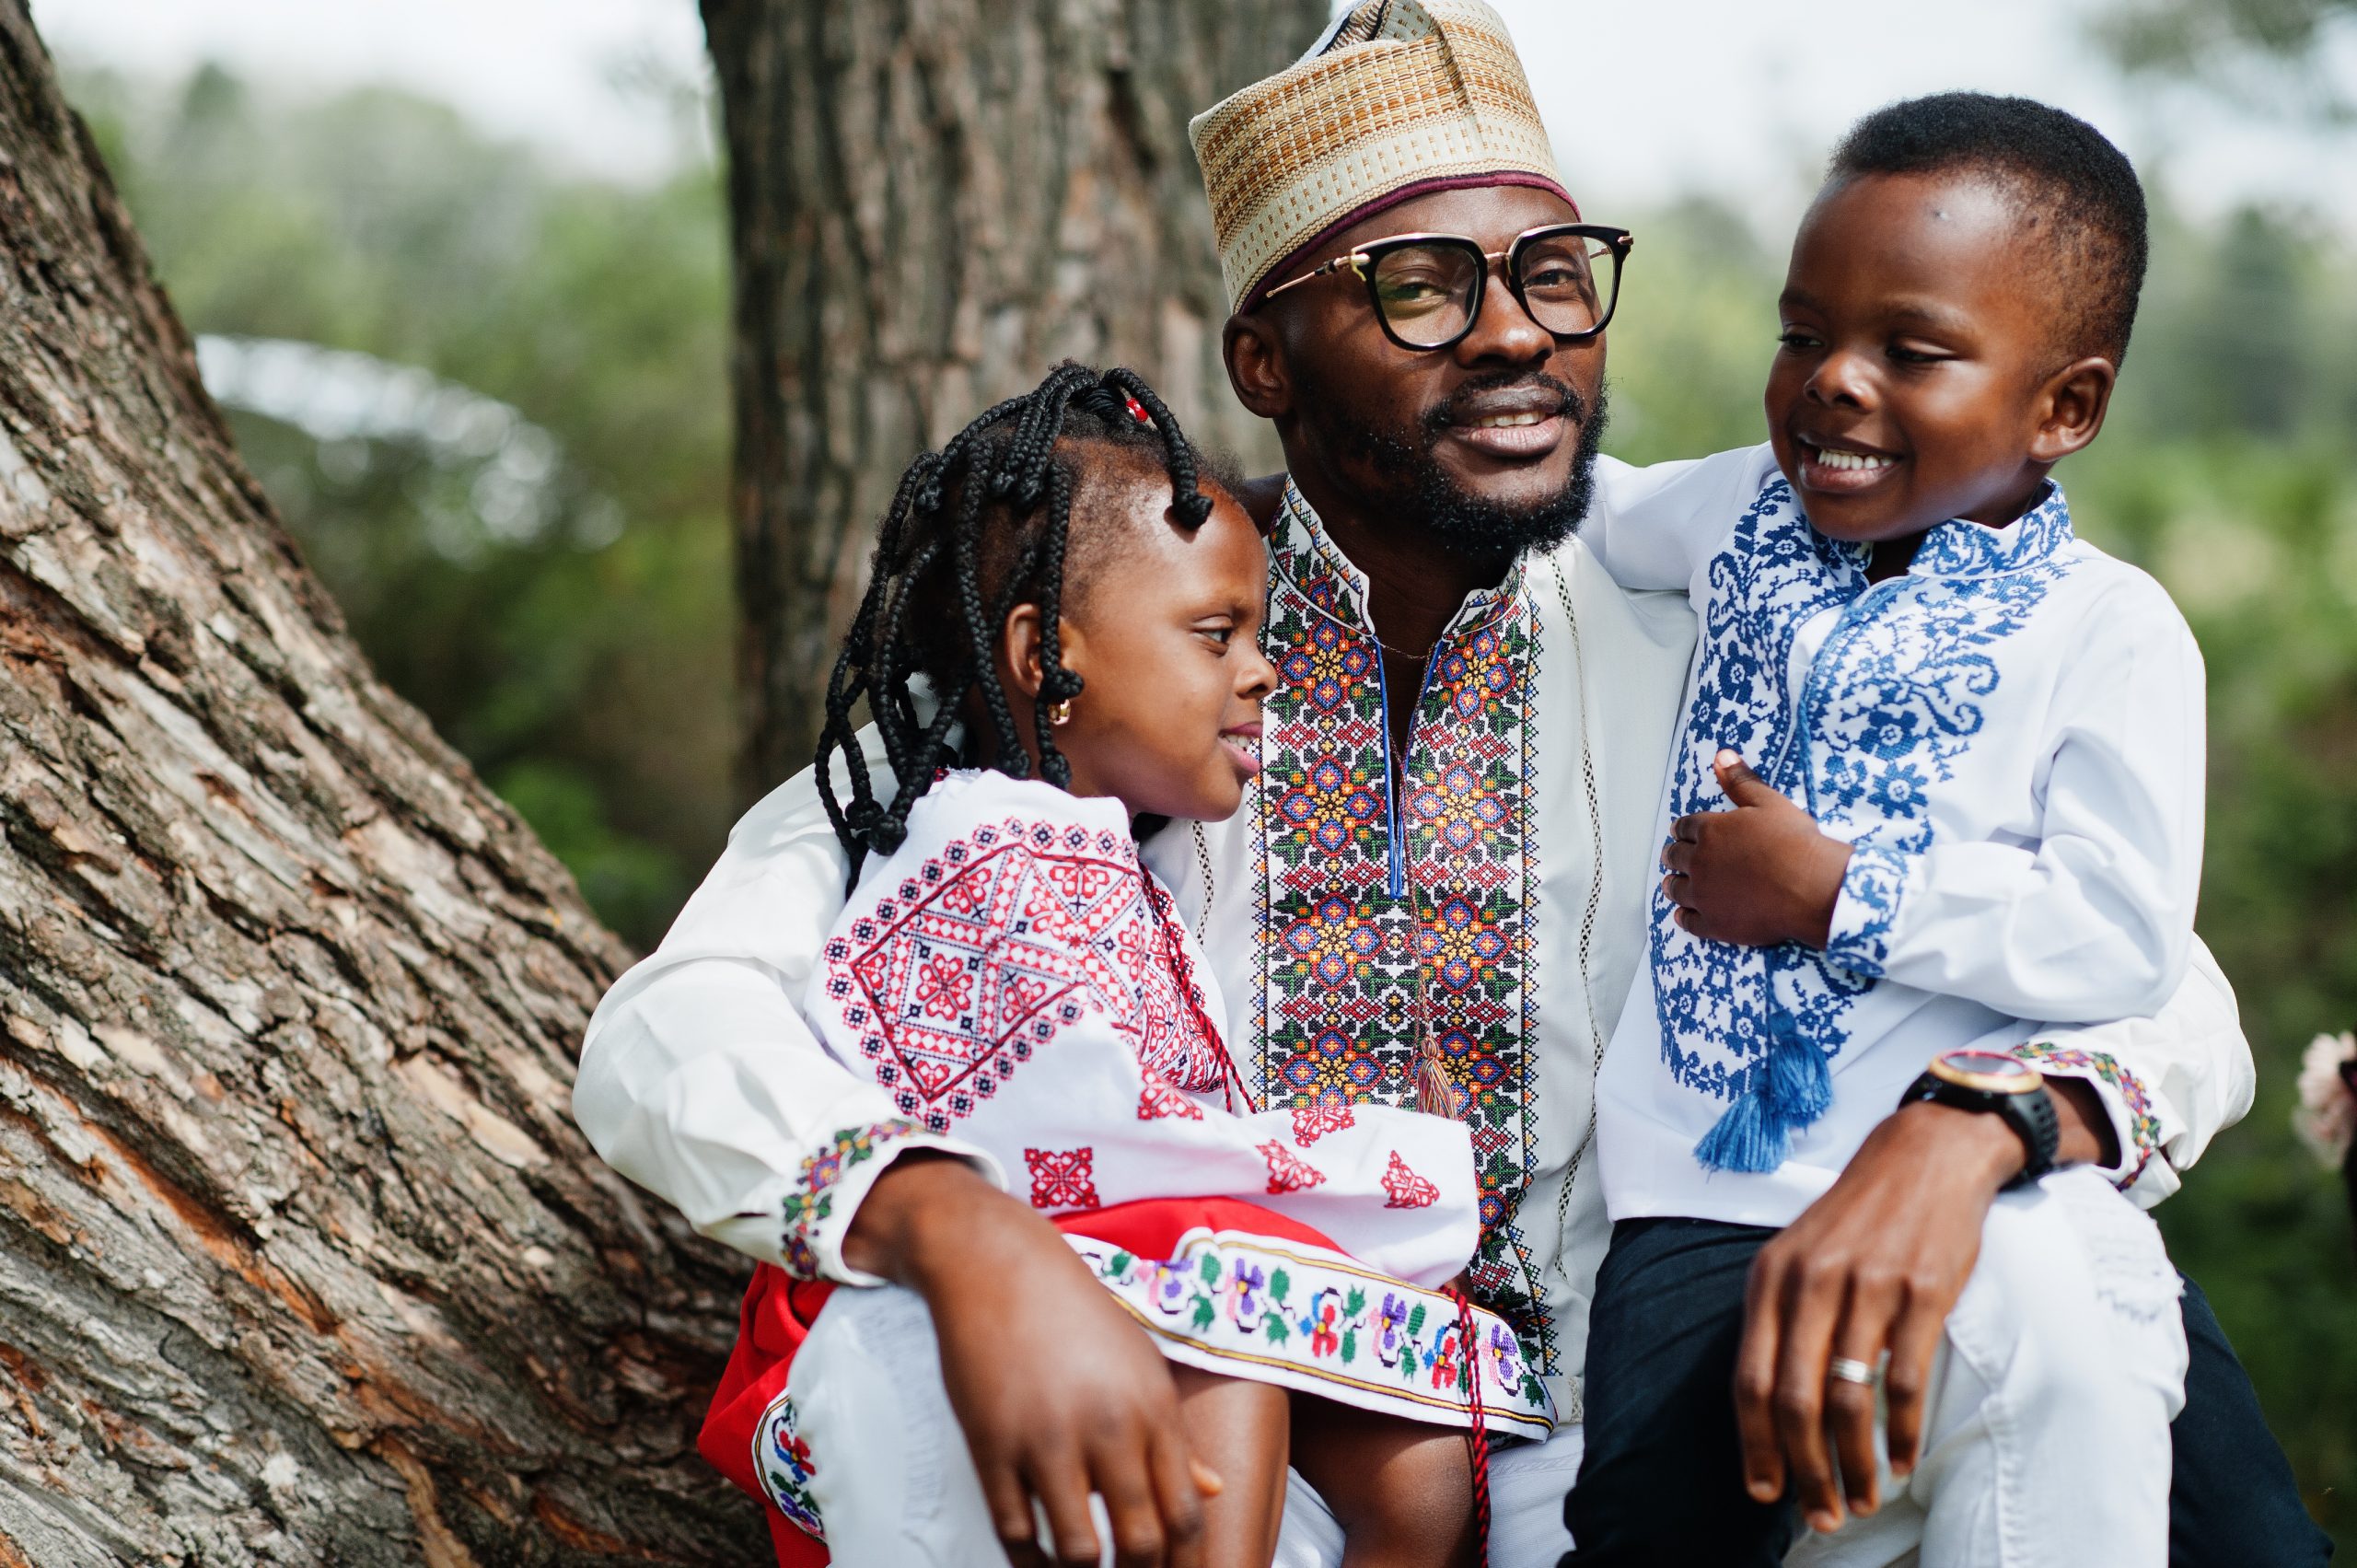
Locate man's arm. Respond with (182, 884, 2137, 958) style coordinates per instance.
(571, 736, 1213, 1568)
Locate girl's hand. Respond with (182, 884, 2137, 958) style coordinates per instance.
(1659, 751, 1852, 948)
(849, 1157, 1213, 1567)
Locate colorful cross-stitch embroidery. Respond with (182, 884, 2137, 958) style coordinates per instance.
(753, 1389, 825, 1539)
(1068, 1227, 1552, 1437)
(1254, 485, 1550, 1370)
(1026, 1146, 1101, 1211)
(2014, 1040, 2163, 1186)
(779, 1119, 916, 1279)
(822, 815, 1228, 1134)
(1381, 1149, 1441, 1208)
(1654, 478, 2077, 1172)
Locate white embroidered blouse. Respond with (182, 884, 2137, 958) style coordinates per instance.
(1587, 443, 2225, 1229)
(572, 453, 2255, 1420)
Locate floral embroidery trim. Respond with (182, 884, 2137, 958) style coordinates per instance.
(753, 1389, 825, 1540)
(2014, 1041, 2164, 1187)
(780, 1119, 916, 1279)
(1026, 1146, 1101, 1211)
(1068, 1227, 1551, 1436)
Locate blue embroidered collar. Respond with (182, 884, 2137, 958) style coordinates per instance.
(1881, 482, 2074, 580)
(1270, 479, 1527, 640)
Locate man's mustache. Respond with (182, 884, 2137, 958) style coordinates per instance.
(1422, 374, 1587, 436)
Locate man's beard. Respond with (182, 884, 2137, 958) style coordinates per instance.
(1306, 373, 1610, 557)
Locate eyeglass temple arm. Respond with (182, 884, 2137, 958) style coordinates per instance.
(1260, 252, 1365, 302)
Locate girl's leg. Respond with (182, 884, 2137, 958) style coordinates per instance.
(1289, 1395, 1476, 1568)
(1170, 1364, 1291, 1568)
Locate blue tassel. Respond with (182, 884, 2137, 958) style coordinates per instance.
(1695, 1090, 1785, 1173)
(1695, 1005, 1832, 1175)
(1762, 1006, 1832, 1124)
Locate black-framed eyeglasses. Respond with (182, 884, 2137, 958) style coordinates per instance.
(1261, 222, 1633, 352)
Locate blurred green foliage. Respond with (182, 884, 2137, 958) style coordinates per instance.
(68, 55, 2355, 1547)
(1609, 197, 2357, 1545)
(73, 64, 736, 951)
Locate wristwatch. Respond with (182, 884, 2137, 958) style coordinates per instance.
(1898, 1050, 2060, 1191)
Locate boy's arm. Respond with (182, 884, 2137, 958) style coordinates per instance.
(1574, 443, 1780, 591)
(1821, 580, 2205, 1023)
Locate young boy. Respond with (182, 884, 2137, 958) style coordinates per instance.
(1567, 94, 2199, 1565)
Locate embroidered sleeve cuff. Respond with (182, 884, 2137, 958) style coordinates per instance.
(1822, 842, 1915, 976)
(777, 1120, 1005, 1284)
(2014, 1042, 2164, 1191)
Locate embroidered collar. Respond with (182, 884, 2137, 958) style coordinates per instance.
(1270, 479, 1527, 640)
(1892, 482, 2075, 580)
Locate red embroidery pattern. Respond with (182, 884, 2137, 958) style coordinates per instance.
(1290, 1099, 1357, 1146)
(822, 815, 1228, 1133)
(1258, 1139, 1328, 1195)
(1381, 1149, 1441, 1209)
(1137, 1071, 1206, 1122)
(1026, 1146, 1101, 1211)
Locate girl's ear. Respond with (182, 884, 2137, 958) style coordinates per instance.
(1000, 605, 1086, 698)
(1003, 602, 1047, 699)
(2029, 355, 2117, 465)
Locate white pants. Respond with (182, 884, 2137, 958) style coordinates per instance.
(787, 1172, 2184, 1567)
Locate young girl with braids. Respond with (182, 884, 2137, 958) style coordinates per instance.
(700, 365, 1548, 1568)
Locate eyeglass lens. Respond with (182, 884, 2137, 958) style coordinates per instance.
(1367, 232, 1617, 348)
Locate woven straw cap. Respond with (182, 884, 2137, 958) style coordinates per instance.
(1190, 0, 1572, 313)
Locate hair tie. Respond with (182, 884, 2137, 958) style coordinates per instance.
(1122, 393, 1153, 426)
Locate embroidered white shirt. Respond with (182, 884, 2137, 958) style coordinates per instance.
(571, 449, 2254, 1416)
(1586, 443, 2225, 1229)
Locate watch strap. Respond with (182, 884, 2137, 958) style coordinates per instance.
(1900, 1069, 2061, 1190)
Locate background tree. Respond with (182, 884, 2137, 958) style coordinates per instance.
(702, 0, 1316, 793)
(0, 7, 757, 1562)
(2096, 0, 2357, 114)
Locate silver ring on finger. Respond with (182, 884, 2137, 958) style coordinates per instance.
(1827, 1356, 1875, 1387)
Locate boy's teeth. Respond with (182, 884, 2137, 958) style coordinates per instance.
(1813, 445, 1896, 471)
(1469, 412, 1548, 429)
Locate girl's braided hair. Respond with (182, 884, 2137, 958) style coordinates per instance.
(816, 362, 1228, 880)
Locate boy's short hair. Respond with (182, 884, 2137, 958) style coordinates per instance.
(1829, 92, 2149, 370)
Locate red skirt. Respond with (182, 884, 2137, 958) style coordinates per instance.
(700, 1197, 1356, 1566)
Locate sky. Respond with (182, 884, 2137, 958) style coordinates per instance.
(35, 0, 2357, 238)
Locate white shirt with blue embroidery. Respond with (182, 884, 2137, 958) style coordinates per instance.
(1586, 443, 2213, 1228)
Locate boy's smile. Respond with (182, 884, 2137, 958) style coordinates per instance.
(1765, 171, 2118, 561)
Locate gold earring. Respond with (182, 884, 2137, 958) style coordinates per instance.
(1048, 698, 1073, 726)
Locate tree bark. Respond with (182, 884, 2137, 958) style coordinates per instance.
(0, 8, 756, 1563)
(705, 0, 1322, 796)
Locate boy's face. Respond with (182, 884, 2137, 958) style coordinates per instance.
(1764, 170, 2108, 543)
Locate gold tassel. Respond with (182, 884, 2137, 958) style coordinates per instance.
(1416, 1039, 1460, 1119)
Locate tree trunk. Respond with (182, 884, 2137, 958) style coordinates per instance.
(0, 9, 756, 1563)
(705, 0, 1321, 796)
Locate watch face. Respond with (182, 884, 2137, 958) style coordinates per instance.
(1929, 1050, 2042, 1095)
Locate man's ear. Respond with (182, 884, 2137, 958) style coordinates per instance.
(1224, 311, 1294, 422)
(2029, 356, 2117, 465)
(1000, 603, 1086, 698)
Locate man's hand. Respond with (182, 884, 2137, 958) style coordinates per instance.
(1733, 1084, 2117, 1532)
(847, 1156, 1214, 1567)
(1660, 751, 1852, 947)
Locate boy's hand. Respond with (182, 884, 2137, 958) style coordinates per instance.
(1659, 750, 1852, 948)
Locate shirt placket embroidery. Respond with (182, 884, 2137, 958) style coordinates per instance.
(1255, 488, 1550, 1367)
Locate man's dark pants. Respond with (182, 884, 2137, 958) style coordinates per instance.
(1561, 1217, 2330, 1567)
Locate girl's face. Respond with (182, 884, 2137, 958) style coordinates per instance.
(1003, 470, 1276, 823)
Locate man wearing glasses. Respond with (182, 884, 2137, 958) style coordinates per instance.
(575, 3, 2320, 1563)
